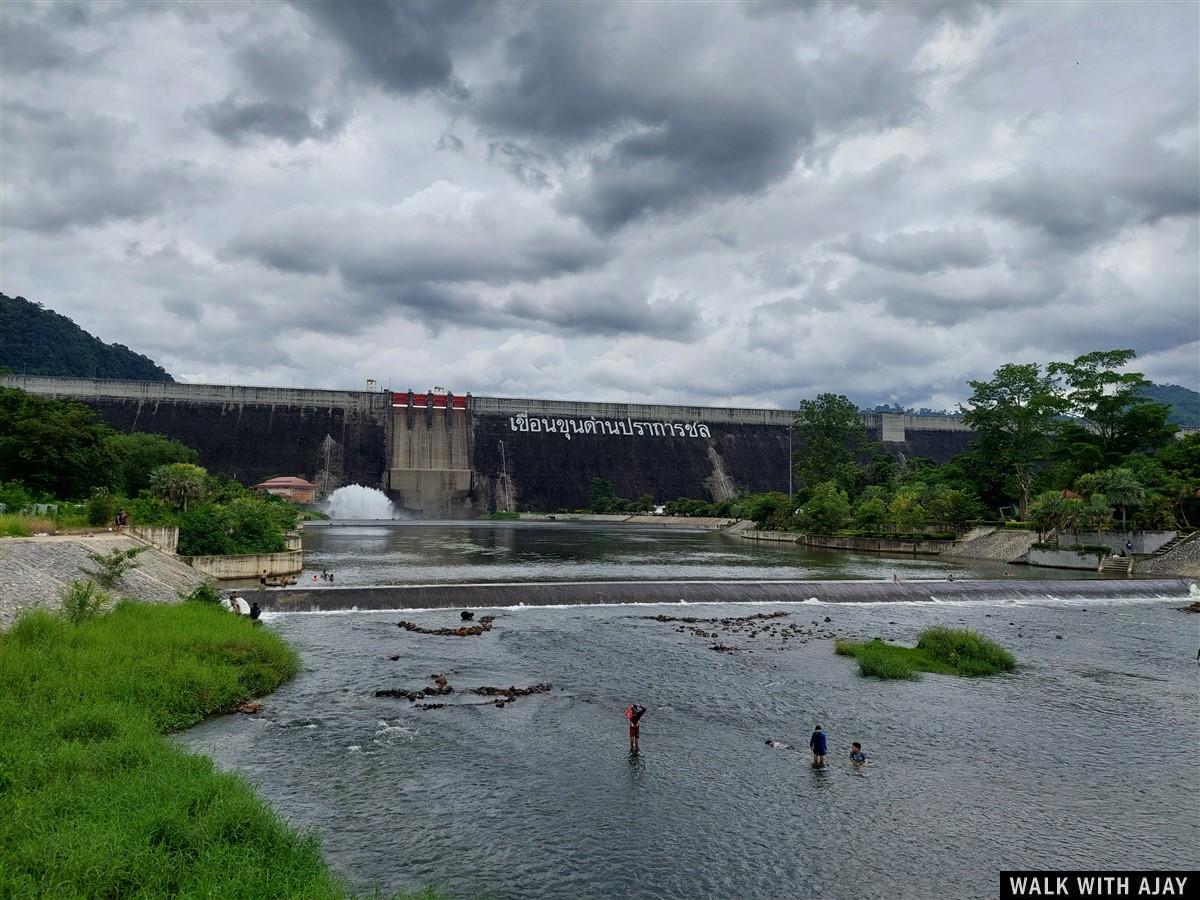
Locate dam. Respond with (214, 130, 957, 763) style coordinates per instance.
(2, 375, 975, 517)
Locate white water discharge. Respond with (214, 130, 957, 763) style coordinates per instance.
(324, 485, 400, 519)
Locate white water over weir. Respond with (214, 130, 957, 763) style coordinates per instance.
(323, 485, 402, 520)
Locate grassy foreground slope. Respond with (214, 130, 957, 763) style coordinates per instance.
(0, 601, 429, 898)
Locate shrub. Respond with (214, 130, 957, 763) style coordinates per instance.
(61, 580, 110, 624)
(916, 626, 1016, 675)
(182, 583, 221, 605)
(837, 627, 1015, 679)
(84, 546, 147, 589)
(85, 488, 119, 526)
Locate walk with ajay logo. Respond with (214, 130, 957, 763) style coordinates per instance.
(1001, 872, 1197, 899)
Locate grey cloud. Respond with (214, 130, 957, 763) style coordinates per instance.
(488, 141, 552, 191)
(841, 229, 992, 273)
(0, 103, 216, 232)
(0, 15, 75, 70)
(292, 0, 483, 98)
(233, 43, 320, 105)
(472, 5, 926, 232)
(504, 292, 702, 341)
(197, 94, 345, 144)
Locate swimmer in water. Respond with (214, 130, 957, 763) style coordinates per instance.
(849, 741, 868, 767)
(625, 704, 647, 753)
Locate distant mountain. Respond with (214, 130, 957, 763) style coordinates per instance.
(1140, 382, 1200, 427)
(0, 294, 172, 381)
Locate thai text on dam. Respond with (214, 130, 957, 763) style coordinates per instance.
(510, 414, 712, 438)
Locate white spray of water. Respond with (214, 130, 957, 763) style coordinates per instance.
(324, 484, 401, 519)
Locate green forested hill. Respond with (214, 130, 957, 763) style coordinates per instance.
(1140, 382, 1200, 426)
(0, 294, 172, 381)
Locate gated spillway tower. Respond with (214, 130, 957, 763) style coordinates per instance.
(388, 389, 473, 517)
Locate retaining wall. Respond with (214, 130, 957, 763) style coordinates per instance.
(1070, 531, 1177, 555)
(127, 525, 178, 553)
(182, 551, 303, 580)
(800, 534, 956, 555)
(1027, 548, 1105, 571)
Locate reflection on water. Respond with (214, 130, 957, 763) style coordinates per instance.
(294, 523, 1103, 586)
(179, 598, 1200, 899)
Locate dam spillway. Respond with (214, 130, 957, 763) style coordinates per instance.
(260, 578, 1195, 612)
(2, 375, 976, 517)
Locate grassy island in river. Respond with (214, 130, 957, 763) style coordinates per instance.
(0, 600, 436, 899)
(835, 626, 1017, 680)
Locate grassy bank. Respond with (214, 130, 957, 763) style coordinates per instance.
(0, 601, 431, 898)
(835, 626, 1017, 680)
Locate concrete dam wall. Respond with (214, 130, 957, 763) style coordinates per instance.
(3, 376, 976, 517)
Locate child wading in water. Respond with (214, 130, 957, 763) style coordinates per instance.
(625, 704, 647, 753)
(809, 724, 828, 765)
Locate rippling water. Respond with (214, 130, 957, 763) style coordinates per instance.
(180, 594, 1200, 899)
(291, 522, 1102, 586)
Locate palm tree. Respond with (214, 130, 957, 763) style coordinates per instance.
(149, 463, 207, 512)
(1098, 468, 1144, 532)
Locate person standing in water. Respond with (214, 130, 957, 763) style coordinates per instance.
(809, 724, 828, 765)
(625, 704, 647, 753)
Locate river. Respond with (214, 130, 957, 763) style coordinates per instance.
(181, 524, 1200, 899)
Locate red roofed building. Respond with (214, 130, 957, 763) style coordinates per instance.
(254, 476, 318, 504)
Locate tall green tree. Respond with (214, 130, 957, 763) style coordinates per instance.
(105, 432, 198, 496)
(792, 394, 872, 495)
(961, 363, 1064, 518)
(0, 387, 115, 498)
(1049, 350, 1175, 464)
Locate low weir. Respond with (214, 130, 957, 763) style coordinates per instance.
(262, 578, 1195, 612)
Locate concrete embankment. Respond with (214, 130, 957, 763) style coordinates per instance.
(942, 528, 1038, 562)
(263, 578, 1194, 612)
(0, 533, 210, 628)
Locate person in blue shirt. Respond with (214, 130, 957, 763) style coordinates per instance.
(849, 742, 867, 767)
(809, 724, 828, 765)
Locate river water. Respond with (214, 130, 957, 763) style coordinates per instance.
(182, 525, 1199, 899)
(292, 522, 1103, 585)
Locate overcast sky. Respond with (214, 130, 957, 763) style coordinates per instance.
(2, 0, 1197, 409)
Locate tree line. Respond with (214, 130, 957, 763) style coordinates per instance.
(585, 349, 1197, 536)
(0, 387, 297, 554)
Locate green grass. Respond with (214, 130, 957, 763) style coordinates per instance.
(835, 626, 1016, 680)
(481, 510, 521, 520)
(0, 601, 438, 898)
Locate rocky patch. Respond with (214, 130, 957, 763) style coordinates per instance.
(396, 615, 496, 637)
(376, 674, 552, 709)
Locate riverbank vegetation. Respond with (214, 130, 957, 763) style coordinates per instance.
(657, 350, 1199, 538)
(0, 387, 299, 553)
(835, 627, 1016, 680)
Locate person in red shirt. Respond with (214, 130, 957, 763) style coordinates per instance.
(625, 704, 647, 753)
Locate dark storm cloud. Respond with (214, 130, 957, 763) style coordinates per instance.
(468, 4, 925, 232)
(292, 0, 483, 98)
(197, 94, 345, 144)
(1, 103, 216, 232)
(840, 229, 992, 273)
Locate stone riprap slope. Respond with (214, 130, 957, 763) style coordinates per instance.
(941, 528, 1037, 562)
(1136, 536, 1200, 578)
(0, 534, 209, 628)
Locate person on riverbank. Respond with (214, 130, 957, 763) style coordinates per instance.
(626, 704, 647, 753)
(809, 725, 828, 765)
(849, 742, 867, 767)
